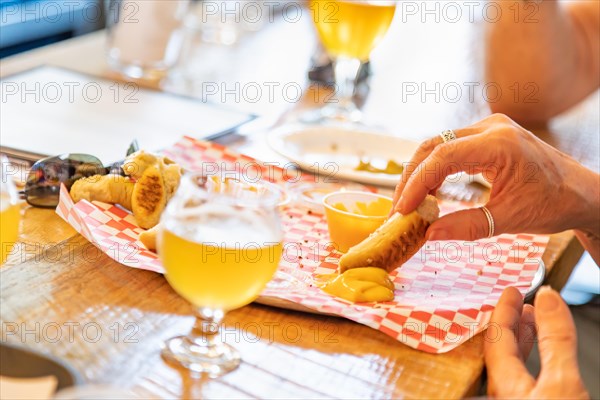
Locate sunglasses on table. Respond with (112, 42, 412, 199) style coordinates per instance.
(20, 141, 139, 208)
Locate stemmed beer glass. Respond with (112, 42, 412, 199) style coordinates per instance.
(308, 0, 396, 123)
(1, 156, 20, 264)
(158, 173, 283, 375)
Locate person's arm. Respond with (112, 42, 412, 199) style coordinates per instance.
(485, 0, 600, 125)
(391, 114, 600, 263)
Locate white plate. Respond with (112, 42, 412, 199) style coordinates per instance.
(268, 125, 420, 187)
(268, 125, 494, 189)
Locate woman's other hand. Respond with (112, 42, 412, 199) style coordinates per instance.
(485, 286, 589, 399)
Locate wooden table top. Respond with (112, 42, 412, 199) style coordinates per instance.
(1, 9, 597, 399)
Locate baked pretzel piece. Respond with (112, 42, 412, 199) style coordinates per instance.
(123, 150, 182, 202)
(139, 224, 160, 251)
(162, 162, 182, 201)
(339, 195, 440, 273)
(131, 164, 167, 229)
(122, 150, 161, 180)
(70, 150, 183, 231)
(70, 174, 135, 210)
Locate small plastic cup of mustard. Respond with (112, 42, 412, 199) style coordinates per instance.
(322, 191, 393, 253)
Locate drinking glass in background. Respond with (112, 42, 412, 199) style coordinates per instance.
(166, 0, 242, 90)
(157, 173, 283, 376)
(308, 0, 396, 123)
(105, 0, 190, 80)
(166, 0, 274, 92)
(1, 156, 20, 264)
(184, 0, 274, 45)
(186, 0, 242, 46)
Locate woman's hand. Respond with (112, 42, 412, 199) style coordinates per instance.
(485, 286, 589, 399)
(392, 114, 600, 262)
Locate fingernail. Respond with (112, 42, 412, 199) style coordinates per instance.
(428, 229, 450, 241)
(536, 286, 559, 313)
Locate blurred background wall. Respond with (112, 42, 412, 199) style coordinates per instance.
(0, 0, 104, 58)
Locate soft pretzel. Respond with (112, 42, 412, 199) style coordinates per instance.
(70, 174, 135, 210)
(131, 164, 167, 229)
(339, 195, 439, 273)
(139, 224, 160, 251)
(69, 150, 182, 231)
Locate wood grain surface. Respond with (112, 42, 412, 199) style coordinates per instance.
(1, 8, 597, 399)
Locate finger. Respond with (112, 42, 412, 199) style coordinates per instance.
(534, 287, 581, 379)
(396, 136, 491, 214)
(518, 304, 537, 361)
(392, 126, 483, 212)
(425, 207, 494, 241)
(392, 137, 440, 210)
(485, 287, 535, 396)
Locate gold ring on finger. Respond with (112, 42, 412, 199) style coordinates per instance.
(440, 129, 457, 143)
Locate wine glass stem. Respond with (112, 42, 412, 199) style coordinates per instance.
(332, 57, 362, 109)
(190, 307, 225, 348)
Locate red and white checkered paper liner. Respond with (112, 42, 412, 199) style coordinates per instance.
(57, 136, 549, 353)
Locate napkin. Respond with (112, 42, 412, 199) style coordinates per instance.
(56, 136, 549, 353)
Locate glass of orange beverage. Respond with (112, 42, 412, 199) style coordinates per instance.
(309, 0, 396, 122)
(157, 173, 283, 375)
(1, 156, 20, 264)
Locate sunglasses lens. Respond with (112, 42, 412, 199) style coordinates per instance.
(25, 154, 106, 208)
(25, 186, 61, 208)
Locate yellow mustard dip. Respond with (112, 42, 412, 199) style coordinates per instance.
(355, 160, 404, 175)
(315, 267, 395, 303)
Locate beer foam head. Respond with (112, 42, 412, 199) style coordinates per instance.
(161, 172, 283, 247)
(164, 201, 282, 247)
